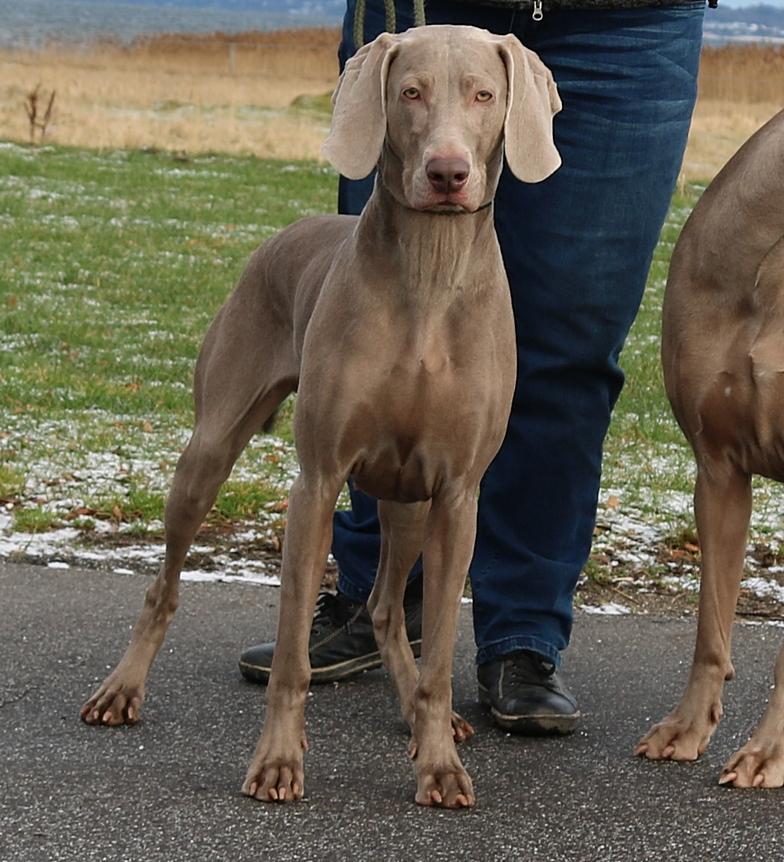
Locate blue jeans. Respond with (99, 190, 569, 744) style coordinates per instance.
(332, 0, 704, 665)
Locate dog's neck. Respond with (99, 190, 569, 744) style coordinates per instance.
(354, 176, 500, 308)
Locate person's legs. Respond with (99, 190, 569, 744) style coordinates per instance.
(471, 4, 704, 667)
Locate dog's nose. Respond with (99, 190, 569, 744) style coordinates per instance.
(426, 157, 470, 195)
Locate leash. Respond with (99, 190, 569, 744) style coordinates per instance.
(354, 0, 427, 49)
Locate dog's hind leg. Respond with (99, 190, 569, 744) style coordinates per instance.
(81, 293, 297, 727)
(636, 463, 751, 761)
(368, 500, 474, 745)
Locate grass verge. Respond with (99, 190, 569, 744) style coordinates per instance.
(2, 141, 784, 617)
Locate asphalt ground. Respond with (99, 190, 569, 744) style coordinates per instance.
(2, 560, 783, 862)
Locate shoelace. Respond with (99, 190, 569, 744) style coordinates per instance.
(505, 652, 556, 687)
(310, 592, 359, 638)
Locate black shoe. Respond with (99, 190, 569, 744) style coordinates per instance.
(477, 650, 580, 735)
(239, 581, 423, 685)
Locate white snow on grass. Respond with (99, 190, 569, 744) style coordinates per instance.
(180, 569, 280, 586)
(580, 602, 631, 616)
(742, 577, 784, 604)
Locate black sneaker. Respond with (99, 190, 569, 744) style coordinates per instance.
(477, 650, 580, 735)
(239, 581, 423, 685)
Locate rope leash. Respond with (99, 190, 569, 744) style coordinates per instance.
(353, 0, 427, 49)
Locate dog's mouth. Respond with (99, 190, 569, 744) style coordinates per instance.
(416, 196, 481, 214)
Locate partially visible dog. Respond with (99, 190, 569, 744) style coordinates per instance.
(636, 109, 784, 787)
(80, 25, 562, 808)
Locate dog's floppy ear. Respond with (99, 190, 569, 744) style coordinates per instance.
(497, 35, 562, 183)
(322, 33, 398, 180)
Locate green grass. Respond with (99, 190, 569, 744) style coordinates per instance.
(0, 464, 25, 499)
(0, 140, 695, 539)
(1, 144, 333, 419)
(13, 508, 63, 533)
(5, 141, 781, 584)
(0, 142, 331, 535)
(602, 191, 701, 520)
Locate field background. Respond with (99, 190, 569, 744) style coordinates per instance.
(1, 34, 783, 177)
(2, 33, 784, 615)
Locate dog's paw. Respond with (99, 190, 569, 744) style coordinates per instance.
(635, 705, 721, 762)
(415, 761, 475, 809)
(242, 744, 306, 803)
(451, 711, 475, 744)
(720, 737, 784, 788)
(80, 673, 144, 726)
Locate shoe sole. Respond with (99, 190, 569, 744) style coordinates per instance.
(477, 683, 580, 736)
(239, 639, 423, 685)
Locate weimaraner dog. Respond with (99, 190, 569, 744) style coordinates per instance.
(80, 26, 562, 808)
(637, 109, 784, 788)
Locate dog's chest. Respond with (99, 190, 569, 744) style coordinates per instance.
(297, 277, 516, 499)
(343, 346, 511, 502)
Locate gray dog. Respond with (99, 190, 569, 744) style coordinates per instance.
(637, 109, 784, 789)
(81, 25, 562, 808)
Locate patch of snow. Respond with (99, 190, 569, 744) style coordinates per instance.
(742, 577, 784, 605)
(740, 619, 784, 629)
(581, 602, 631, 616)
(181, 569, 279, 586)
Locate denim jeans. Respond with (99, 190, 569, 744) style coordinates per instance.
(331, 0, 704, 665)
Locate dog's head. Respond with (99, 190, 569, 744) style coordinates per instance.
(322, 25, 562, 213)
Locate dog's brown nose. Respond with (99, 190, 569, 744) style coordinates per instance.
(426, 157, 470, 195)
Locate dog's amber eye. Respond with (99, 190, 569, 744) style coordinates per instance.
(402, 87, 421, 100)
(475, 90, 493, 103)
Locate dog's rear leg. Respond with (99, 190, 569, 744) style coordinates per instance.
(243, 473, 342, 803)
(368, 500, 474, 745)
(83, 422, 268, 719)
(80, 384, 289, 726)
(81, 295, 296, 727)
(636, 463, 751, 761)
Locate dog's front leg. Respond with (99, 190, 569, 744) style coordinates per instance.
(242, 474, 341, 803)
(410, 490, 477, 809)
(636, 464, 751, 762)
(720, 643, 784, 788)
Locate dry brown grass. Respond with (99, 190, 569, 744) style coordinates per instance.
(684, 45, 784, 180)
(699, 44, 784, 104)
(0, 29, 339, 158)
(684, 99, 782, 182)
(0, 35, 781, 175)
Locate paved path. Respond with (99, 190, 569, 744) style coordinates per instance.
(2, 561, 783, 861)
